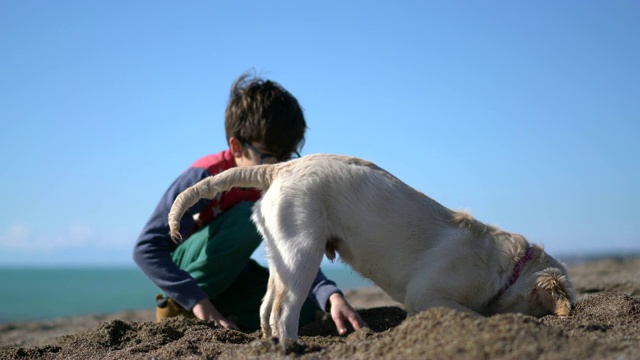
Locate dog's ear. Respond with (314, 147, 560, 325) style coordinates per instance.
(533, 267, 572, 317)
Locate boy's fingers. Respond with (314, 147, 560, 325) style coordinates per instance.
(332, 314, 348, 335)
(349, 313, 368, 331)
(333, 311, 368, 335)
(218, 319, 239, 330)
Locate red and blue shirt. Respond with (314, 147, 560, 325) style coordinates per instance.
(133, 149, 339, 311)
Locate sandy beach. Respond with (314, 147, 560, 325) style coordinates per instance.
(2, 256, 639, 359)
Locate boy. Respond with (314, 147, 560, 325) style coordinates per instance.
(133, 73, 367, 335)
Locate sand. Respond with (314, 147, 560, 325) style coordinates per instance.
(2, 257, 639, 359)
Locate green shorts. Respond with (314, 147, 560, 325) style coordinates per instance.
(170, 201, 321, 331)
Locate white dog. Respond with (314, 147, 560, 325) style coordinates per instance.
(168, 154, 574, 341)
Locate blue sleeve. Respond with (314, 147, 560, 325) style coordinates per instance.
(132, 168, 212, 311)
(310, 270, 342, 311)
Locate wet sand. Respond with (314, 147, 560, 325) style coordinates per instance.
(2, 257, 639, 359)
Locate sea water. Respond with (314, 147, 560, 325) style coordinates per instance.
(0, 266, 373, 323)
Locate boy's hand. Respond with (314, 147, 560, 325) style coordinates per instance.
(192, 297, 239, 330)
(328, 292, 369, 335)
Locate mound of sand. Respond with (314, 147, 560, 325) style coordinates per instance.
(2, 257, 639, 359)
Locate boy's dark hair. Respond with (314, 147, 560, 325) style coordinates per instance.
(225, 73, 307, 159)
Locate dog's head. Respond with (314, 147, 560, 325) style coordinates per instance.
(530, 266, 574, 316)
(493, 248, 575, 317)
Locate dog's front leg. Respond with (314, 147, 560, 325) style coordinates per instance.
(405, 288, 482, 317)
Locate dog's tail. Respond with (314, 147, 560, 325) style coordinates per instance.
(168, 164, 276, 243)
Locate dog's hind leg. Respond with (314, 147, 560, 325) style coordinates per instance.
(253, 203, 279, 339)
(260, 274, 275, 339)
(265, 210, 327, 341)
(254, 188, 328, 341)
(254, 212, 325, 340)
(271, 238, 325, 341)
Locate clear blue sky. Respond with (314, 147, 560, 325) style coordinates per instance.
(1, 1, 638, 267)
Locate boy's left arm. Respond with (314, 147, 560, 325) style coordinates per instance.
(310, 272, 368, 334)
(327, 292, 368, 335)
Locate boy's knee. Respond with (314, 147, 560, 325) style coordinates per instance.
(202, 202, 262, 258)
(218, 202, 261, 240)
(223, 201, 254, 215)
